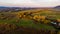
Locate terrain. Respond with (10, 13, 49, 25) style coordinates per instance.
(0, 6, 60, 34)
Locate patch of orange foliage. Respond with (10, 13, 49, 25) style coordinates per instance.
(57, 19, 60, 22)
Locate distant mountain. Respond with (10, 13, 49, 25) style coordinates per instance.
(0, 6, 9, 8)
(53, 6, 60, 11)
(0, 6, 38, 12)
(54, 6, 60, 9)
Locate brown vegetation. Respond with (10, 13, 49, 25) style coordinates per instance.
(0, 23, 57, 34)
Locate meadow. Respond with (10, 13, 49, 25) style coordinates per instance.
(0, 9, 60, 34)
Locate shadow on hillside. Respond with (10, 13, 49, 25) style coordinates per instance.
(0, 23, 57, 34)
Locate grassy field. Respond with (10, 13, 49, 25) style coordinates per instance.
(0, 9, 60, 34)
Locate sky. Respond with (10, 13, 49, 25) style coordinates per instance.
(0, 0, 60, 7)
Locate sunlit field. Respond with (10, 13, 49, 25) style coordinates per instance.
(0, 8, 60, 34)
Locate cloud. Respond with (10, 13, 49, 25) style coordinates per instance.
(0, 0, 60, 7)
(32, 0, 59, 2)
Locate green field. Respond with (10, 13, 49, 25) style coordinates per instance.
(0, 9, 60, 34)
